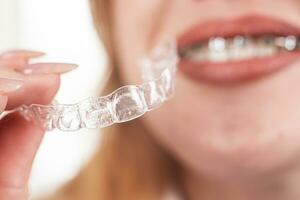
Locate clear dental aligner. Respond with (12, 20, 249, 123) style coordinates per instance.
(13, 42, 178, 131)
(180, 35, 300, 62)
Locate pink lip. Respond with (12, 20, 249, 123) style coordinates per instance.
(177, 15, 300, 85)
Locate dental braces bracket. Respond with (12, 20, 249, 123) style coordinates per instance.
(9, 42, 178, 131)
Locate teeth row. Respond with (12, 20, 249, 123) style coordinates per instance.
(181, 35, 300, 62)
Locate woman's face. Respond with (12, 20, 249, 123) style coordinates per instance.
(112, 0, 300, 181)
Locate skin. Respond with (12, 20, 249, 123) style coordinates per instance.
(2, 1, 300, 200)
(0, 52, 72, 199)
(112, 0, 300, 199)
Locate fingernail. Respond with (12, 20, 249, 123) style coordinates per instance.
(20, 63, 78, 75)
(0, 69, 24, 93)
(1, 50, 45, 59)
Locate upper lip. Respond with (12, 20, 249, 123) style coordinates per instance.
(177, 15, 300, 85)
(178, 15, 300, 49)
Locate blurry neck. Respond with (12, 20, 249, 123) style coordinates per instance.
(182, 166, 300, 200)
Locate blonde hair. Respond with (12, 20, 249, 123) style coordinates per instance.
(47, 1, 179, 200)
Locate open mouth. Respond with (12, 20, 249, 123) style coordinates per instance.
(177, 15, 300, 85)
(180, 35, 299, 62)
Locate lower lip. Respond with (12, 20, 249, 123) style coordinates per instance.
(179, 51, 300, 85)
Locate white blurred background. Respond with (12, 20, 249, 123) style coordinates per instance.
(0, 0, 106, 198)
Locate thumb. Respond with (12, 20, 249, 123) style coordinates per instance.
(0, 68, 24, 113)
(0, 68, 24, 96)
(0, 69, 24, 124)
(0, 113, 44, 188)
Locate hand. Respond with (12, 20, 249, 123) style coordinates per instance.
(0, 50, 77, 199)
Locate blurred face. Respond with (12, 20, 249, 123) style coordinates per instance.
(112, 0, 300, 181)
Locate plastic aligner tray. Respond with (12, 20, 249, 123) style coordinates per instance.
(15, 42, 178, 131)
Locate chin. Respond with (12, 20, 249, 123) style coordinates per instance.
(144, 63, 300, 181)
(184, 129, 300, 181)
(163, 122, 300, 181)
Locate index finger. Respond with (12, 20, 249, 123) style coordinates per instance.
(0, 95, 7, 113)
(0, 69, 25, 112)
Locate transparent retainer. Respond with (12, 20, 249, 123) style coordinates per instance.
(15, 42, 178, 131)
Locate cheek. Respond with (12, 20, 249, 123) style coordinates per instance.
(113, 0, 168, 84)
(142, 61, 300, 180)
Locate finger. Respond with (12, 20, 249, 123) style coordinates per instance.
(20, 63, 78, 75)
(5, 74, 60, 110)
(0, 50, 45, 70)
(0, 95, 7, 113)
(0, 50, 45, 60)
(0, 69, 24, 113)
(0, 112, 45, 188)
(0, 58, 28, 69)
(5, 63, 77, 109)
(0, 70, 24, 94)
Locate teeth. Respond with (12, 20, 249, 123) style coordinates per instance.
(232, 35, 247, 47)
(209, 37, 226, 51)
(181, 35, 299, 62)
(284, 35, 297, 51)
